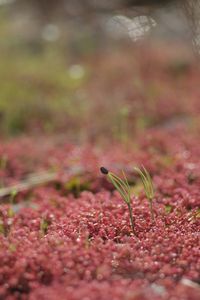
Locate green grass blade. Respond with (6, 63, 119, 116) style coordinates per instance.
(108, 174, 129, 203)
(134, 167, 149, 193)
(122, 170, 131, 199)
(109, 172, 130, 198)
(142, 166, 154, 199)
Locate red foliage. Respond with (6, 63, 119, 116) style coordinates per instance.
(0, 44, 200, 300)
(0, 125, 199, 299)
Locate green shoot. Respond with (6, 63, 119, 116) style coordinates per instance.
(100, 167, 136, 236)
(10, 189, 17, 204)
(40, 219, 50, 236)
(134, 166, 155, 222)
(8, 189, 17, 218)
(0, 217, 5, 236)
(0, 155, 8, 187)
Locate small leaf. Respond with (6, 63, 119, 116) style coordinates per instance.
(165, 205, 173, 214)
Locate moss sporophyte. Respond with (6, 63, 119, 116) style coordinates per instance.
(100, 167, 137, 236)
(134, 166, 155, 222)
(100, 166, 155, 234)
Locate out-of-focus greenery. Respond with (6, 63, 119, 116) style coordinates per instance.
(0, 10, 90, 136)
(0, 8, 198, 142)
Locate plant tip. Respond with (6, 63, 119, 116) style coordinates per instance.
(100, 167, 109, 175)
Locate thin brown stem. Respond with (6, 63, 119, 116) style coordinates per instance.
(127, 202, 137, 236)
(149, 199, 155, 222)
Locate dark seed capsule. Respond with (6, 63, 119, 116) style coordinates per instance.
(100, 167, 109, 175)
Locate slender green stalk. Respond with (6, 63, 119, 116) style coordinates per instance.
(134, 166, 155, 222)
(100, 167, 137, 236)
(8, 189, 17, 218)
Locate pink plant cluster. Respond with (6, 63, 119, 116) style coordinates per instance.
(0, 123, 199, 300)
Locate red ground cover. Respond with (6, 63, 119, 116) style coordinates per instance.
(0, 44, 199, 300)
(0, 125, 199, 300)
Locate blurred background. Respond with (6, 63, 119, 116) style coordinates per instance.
(0, 0, 199, 142)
